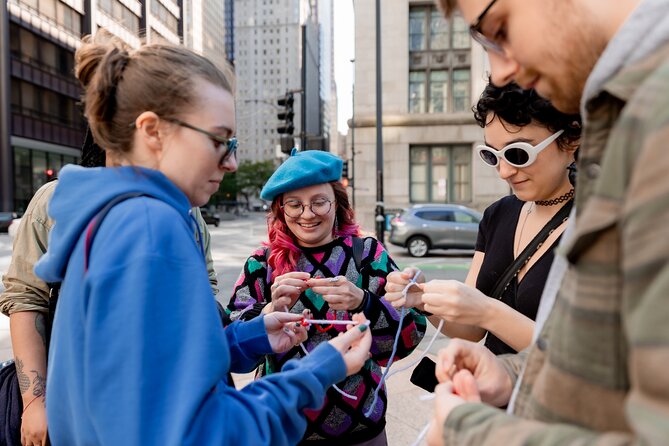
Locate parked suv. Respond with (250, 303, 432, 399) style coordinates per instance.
(389, 204, 481, 257)
(199, 208, 221, 227)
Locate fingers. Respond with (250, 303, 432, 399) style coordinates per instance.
(307, 275, 349, 288)
(329, 313, 370, 349)
(271, 311, 304, 323)
(272, 282, 307, 298)
(401, 266, 421, 280)
(329, 314, 372, 376)
(276, 272, 312, 281)
(452, 369, 481, 402)
(383, 293, 408, 308)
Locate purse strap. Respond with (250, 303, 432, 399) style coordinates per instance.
(490, 199, 573, 300)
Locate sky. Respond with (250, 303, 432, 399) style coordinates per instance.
(333, 1, 355, 135)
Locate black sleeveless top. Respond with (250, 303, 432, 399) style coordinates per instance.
(475, 195, 562, 355)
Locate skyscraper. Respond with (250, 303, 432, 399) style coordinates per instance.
(234, 0, 334, 162)
(0, 0, 229, 212)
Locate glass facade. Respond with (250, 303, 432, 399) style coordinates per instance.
(410, 145, 472, 203)
(13, 147, 79, 212)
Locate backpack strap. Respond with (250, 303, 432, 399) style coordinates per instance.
(84, 192, 147, 272)
(45, 192, 146, 353)
(351, 236, 364, 272)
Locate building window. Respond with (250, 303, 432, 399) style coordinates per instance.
(12, 147, 79, 211)
(410, 145, 472, 203)
(408, 6, 471, 114)
(100, 0, 140, 34)
(151, 0, 179, 34)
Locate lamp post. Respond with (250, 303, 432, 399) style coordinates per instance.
(350, 57, 356, 208)
(0, 1, 12, 211)
(374, 0, 385, 243)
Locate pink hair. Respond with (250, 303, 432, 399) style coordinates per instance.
(265, 181, 361, 279)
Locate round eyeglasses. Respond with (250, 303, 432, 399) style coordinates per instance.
(476, 130, 564, 168)
(281, 199, 333, 218)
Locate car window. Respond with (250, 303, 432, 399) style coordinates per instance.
(415, 210, 454, 222)
(453, 211, 479, 224)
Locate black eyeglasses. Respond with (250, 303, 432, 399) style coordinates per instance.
(280, 198, 333, 218)
(130, 116, 237, 167)
(469, 0, 505, 55)
(164, 118, 237, 167)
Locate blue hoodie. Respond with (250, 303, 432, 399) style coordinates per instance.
(35, 165, 346, 446)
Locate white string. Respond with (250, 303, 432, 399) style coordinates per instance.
(298, 339, 358, 400)
(418, 393, 435, 401)
(363, 307, 406, 417)
(411, 422, 431, 446)
(385, 319, 443, 381)
(303, 319, 360, 325)
(363, 270, 424, 418)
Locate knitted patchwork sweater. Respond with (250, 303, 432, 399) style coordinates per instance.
(227, 236, 427, 444)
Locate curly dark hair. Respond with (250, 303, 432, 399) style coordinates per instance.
(473, 81, 581, 150)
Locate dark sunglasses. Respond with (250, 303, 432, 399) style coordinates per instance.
(476, 130, 564, 168)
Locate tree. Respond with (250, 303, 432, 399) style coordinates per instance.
(207, 160, 276, 209)
(234, 160, 276, 209)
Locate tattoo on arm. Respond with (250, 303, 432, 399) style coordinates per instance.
(30, 370, 46, 398)
(16, 358, 31, 395)
(35, 313, 47, 350)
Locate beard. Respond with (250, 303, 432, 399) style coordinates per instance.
(530, 6, 608, 114)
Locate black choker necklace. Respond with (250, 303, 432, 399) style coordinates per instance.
(535, 188, 574, 206)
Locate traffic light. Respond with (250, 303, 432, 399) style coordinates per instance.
(277, 93, 295, 135)
(342, 160, 349, 179)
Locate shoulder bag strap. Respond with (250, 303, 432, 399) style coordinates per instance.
(45, 192, 146, 354)
(352, 236, 364, 272)
(490, 199, 573, 300)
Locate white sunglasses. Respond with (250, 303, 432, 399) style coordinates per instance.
(476, 130, 564, 168)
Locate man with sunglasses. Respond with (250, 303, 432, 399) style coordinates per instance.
(426, 0, 669, 445)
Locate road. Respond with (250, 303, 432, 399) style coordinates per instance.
(0, 213, 473, 445)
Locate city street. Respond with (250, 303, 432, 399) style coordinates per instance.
(0, 213, 473, 445)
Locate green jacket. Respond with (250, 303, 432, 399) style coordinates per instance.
(1, 180, 218, 315)
(442, 39, 669, 446)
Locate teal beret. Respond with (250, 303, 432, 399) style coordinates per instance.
(260, 149, 343, 201)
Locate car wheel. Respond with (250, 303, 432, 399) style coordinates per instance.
(407, 236, 429, 257)
(214, 221, 219, 227)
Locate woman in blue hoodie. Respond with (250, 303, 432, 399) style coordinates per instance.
(33, 31, 372, 446)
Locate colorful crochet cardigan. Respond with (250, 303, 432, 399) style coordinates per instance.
(227, 235, 427, 444)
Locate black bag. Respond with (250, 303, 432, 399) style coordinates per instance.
(0, 361, 21, 446)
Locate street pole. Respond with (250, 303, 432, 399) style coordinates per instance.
(374, 0, 384, 243)
(350, 58, 355, 208)
(301, 24, 307, 150)
(0, 1, 13, 211)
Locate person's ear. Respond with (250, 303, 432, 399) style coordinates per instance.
(565, 138, 580, 162)
(133, 111, 164, 155)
